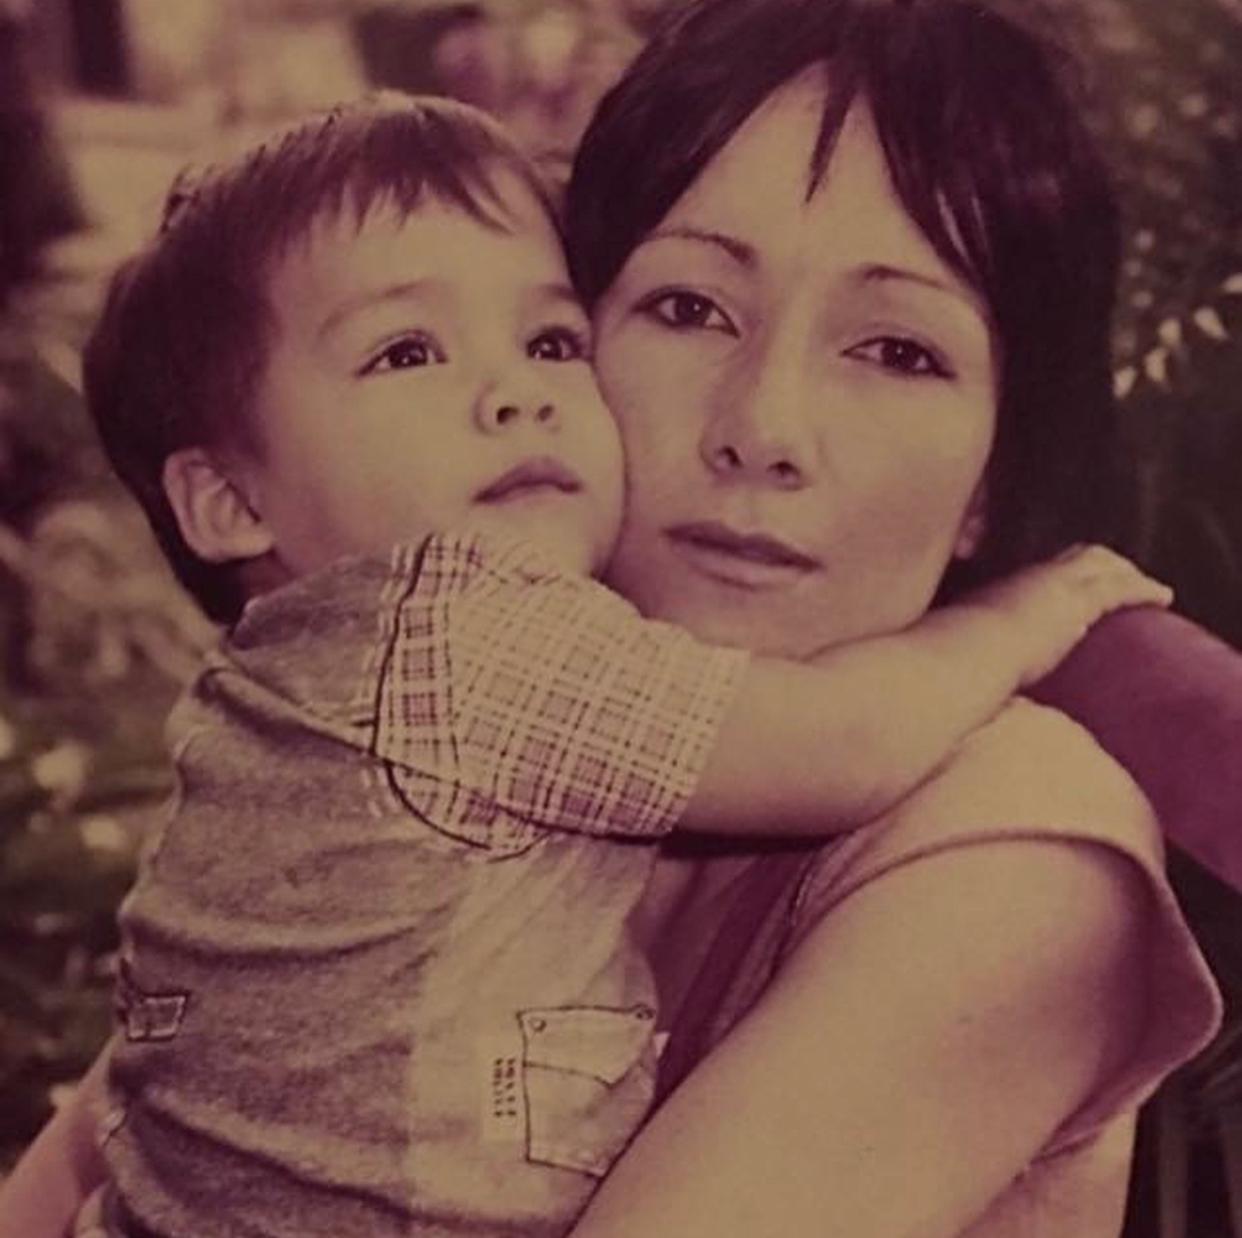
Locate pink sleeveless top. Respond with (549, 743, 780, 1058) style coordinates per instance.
(646, 698, 1222, 1237)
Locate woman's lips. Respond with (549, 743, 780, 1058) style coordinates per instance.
(665, 521, 821, 587)
(475, 458, 583, 504)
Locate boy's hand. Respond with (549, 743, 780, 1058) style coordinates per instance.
(970, 544, 1174, 686)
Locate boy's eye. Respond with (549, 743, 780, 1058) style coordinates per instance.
(844, 335, 952, 378)
(528, 326, 588, 362)
(360, 333, 445, 376)
(640, 290, 735, 334)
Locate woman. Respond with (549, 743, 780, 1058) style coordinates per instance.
(0, 1, 1231, 1234)
(556, 0, 1223, 1233)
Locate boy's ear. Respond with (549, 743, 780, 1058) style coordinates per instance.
(162, 447, 274, 564)
(953, 479, 988, 560)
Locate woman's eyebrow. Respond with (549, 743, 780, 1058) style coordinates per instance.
(856, 263, 983, 318)
(640, 226, 756, 268)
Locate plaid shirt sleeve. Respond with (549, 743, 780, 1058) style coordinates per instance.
(372, 532, 749, 852)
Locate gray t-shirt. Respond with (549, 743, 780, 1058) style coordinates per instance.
(96, 533, 746, 1238)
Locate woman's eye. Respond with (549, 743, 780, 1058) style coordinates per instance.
(845, 336, 951, 378)
(528, 326, 588, 362)
(360, 334, 443, 375)
(642, 290, 735, 334)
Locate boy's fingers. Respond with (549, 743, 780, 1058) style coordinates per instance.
(1070, 545, 1134, 578)
(1080, 569, 1173, 611)
(1052, 541, 1092, 563)
(1062, 546, 1172, 601)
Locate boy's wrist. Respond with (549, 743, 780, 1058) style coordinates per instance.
(917, 600, 1031, 695)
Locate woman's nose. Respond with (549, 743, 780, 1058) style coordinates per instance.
(700, 370, 815, 490)
(473, 372, 558, 434)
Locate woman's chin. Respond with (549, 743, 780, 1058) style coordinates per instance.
(607, 545, 933, 658)
(632, 575, 828, 657)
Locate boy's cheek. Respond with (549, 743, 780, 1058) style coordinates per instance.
(564, 362, 610, 407)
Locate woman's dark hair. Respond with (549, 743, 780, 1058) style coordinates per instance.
(566, 0, 1125, 593)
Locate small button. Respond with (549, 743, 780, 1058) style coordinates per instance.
(634, 1004, 655, 1021)
(528, 1016, 547, 1033)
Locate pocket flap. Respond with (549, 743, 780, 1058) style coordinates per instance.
(520, 1004, 656, 1085)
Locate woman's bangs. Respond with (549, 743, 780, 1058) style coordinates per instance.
(868, 92, 995, 306)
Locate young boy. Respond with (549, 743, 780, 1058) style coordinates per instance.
(79, 95, 1167, 1237)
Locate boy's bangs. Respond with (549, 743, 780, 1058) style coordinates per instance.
(332, 112, 546, 238)
(235, 108, 546, 270)
(340, 164, 526, 241)
(162, 97, 555, 274)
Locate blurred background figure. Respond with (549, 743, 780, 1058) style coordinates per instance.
(356, 3, 509, 113)
(431, 4, 509, 112)
(352, 1, 639, 158)
(0, 0, 84, 306)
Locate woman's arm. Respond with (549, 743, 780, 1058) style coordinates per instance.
(0, 1048, 108, 1238)
(570, 838, 1148, 1238)
(1032, 607, 1242, 891)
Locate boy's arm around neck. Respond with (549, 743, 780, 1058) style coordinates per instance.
(680, 602, 1028, 836)
(680, 545, 1173, 838)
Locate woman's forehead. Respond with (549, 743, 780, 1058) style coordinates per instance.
(644, 71, 986, 324)
(675, 66, 836, 212)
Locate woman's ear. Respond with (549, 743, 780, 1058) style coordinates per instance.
(162, 447, 274, 564)
(953, 480, 988, 559)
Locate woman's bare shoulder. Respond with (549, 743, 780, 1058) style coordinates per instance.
(578, 707, 1160, 1238)
(800, 697, 1162, 916)
(897, 697, 1155, 846)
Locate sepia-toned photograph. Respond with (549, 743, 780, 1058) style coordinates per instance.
(1, 1, 1240, 1234)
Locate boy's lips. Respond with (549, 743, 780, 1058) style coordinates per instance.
(475, 457, 584, 504)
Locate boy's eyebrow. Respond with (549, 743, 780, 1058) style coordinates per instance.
(318, 281, 585, 340)
(530, 281, 585, 310)
(318, 281, 434, 341)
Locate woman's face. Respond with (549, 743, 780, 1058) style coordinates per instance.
(593, 70, 998, 657)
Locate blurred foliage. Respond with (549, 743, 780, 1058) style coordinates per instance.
(0, 304, 215, 1172)
(1121, 288, 1242, 651)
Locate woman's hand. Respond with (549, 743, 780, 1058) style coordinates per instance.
(0, 1049, 109, 1238)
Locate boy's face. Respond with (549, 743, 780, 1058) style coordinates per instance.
(238, 178, 623, 579)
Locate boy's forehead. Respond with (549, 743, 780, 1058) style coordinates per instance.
(265, 180, 571, 337)
(303, 166, 554, 261)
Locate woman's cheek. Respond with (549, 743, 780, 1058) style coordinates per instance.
(601, 331, 712, 456)
(596, 331, 665, 450)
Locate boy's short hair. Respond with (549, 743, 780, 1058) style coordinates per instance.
(84, 93, 559, 624)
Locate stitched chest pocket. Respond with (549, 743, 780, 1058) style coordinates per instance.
(520, 1004, 659, 1177)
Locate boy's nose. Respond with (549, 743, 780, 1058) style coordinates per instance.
(479, 400, 556, 430)
(473, 376, 557, 434)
